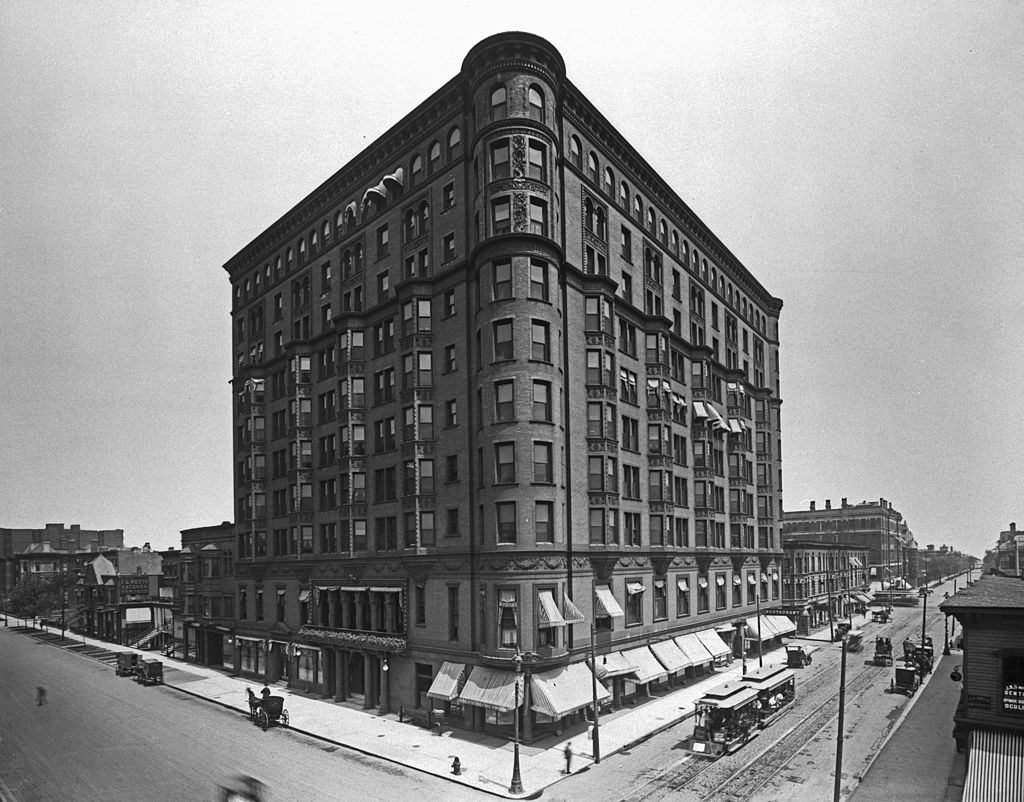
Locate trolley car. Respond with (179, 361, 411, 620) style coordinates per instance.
(739, 665, 797, 728)
(681, 681, 761, 757)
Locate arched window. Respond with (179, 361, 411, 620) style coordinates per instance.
(354, 243, 364, 270)
(410, 155, 423, 186)
(345, 206, 356, 231)
(711, 267, 717, 287)
(342, 250, 353, 277)
(728, 285, 733, 305)
(418, 200, 430, 232)
(491, 85, 507, 121)
(587, 152, 599, 182)
(619, 181, 629, 208)
(584, 197, 595, 232)
(596, 208, 606, 241)
(298, 239, 306, 258)
(335, 211, 344, 232)
(659, 220, 667, 244)
(633, 195, 643, 222)
(570, 136, 581, 168)
(671, 230, 679, 256)
(528, 85, 544, 123)
(742, 298, 747, 317)
(603, 167, 614, 196)
(275, 255, 283, 278)
(647, 207, 656, 233)
(405, 209, 417, 241)
(428, 141, 441, 174)
(310, 229, 318, 252)
(448, 127, 462, 161)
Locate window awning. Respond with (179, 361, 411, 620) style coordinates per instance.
(337, 586, 365, 593)
(298, 590, 310, 602)
(747, 574, 757, 585)
(276, 589, 286, 597)
(691, 401, 709, 419)
(676, 578, 689, 593)
(594, 585, 625, 619)
(760, 573, 769, 582)
(716, 576, 726, 586)
(704, 403, 724, 422)
(621, 646, 669, 685)
(530, 662, 610, 718)
(650, 638, 692, 672)
(727, 418, 745, 433)
(458, 666, 522, 712)
(698, 577, 709, 589)
(316, 585, 340, 592)
(427, 662, 467, 702)
(562, 595, 586, 625)
(369, 586, 402, 593)
(962, 728, 1024, 802)
(849, 556, 863, 568)
(626, 582, 645, 595)
(674, 632, 714, 666)
(733, 576, 742, 586)
(538, 590, 567, 627)
(589, 651, 637, 679)
(695, 629, 731, 659)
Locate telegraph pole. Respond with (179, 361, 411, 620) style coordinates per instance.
(834, 635, 848, 802)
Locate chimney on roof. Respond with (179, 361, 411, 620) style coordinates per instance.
(810, 501, 816, 511)
(825, 499, 831, 510)
(841, 498, 847, 507)
(1012, 523, 1017, 532)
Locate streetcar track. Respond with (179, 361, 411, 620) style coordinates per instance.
(618, 604, 947, 802)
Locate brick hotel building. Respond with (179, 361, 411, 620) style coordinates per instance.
(223, 32, 784, 737)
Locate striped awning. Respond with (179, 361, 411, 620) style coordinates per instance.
(530, 662, 610, 718)
(745, 617, 775, 641)
(458, 666, 522, 712)
(562, 595, 586, 625)
(650, 638, 692, 672)
(674, 633, 714, 666)
(621, 646, 668, 685)
(768, 615, 797, 636)
(589, 651, 638, 679)
(594, 585, 625, 619)
(426, 662, 466, 702)
(962, 728, 1024, 802)
(537, 590, 567, 627)
(695, 629, 731, 659)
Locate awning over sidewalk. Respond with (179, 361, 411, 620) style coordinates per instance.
(744, 616, 777, 641)
(650, 638, 692, 673)
(853, 592, 873, 604)
(458, 666, 522, 712)
(426, 662, 466, 702)
(621, 646, 669, 685)
(590, 651, 638, 680)
(962, 728, 1024, 802)
(695, 629, 731, 659)
(530, 662, 610, 718)
(594, 585, 625, 619)
(674, 632, 715, 666)
(767, 614, 797, 636)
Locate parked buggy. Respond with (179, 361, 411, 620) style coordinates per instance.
(135, 658, 163, 686)
(873, 637, 893, 666)
(785, 644, 814, 668)
(871, 609, 891, 624)
(116, 652, 139, 677)
(890, 665, 919, 696)
(256, 695, 289, 732)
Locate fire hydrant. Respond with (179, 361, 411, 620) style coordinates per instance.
(451, 757, 462, 776)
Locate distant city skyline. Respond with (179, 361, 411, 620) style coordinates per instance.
(2, 2, 1021, 558)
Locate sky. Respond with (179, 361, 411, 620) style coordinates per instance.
(1, 1, 1021, 557)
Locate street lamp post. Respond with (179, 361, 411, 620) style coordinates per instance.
(509, 648, 537, 795)
(589, 624, 601, 764)
(833, 633, 848, 802)
(826, 574, 835, 643)
(734, 619, 747, 675)
(919, 579, 931, 674)
(755, 587, 763, 668)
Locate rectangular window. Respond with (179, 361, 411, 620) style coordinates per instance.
(529, 259, 549, 301)
(532, 380, 551, 421)
(442, 182, 455, 211)
(377, 224, 389, 257)
(492, 198, 511, 235)
(495, 442, 516, 483)
(535, 501, 554, 543)
(493, 259, 512, 300)
(490, 139, 510, 180)
(448, 586, 459, 641)
(527, 140, 546, 181)
(533, 441, 552, 483)
(677, 579, 690, 617)
(529, 199, 548, 236)
(442, 233, 455, 262)
(625, 581, 643, 625)
(494, 379, 514, 421)
(493, 320, 513, 361)
(498, 589, 518, 647)
(496, 501, 517, 544)
(446, 508, 460, 537)
(653, 580, 667, 620)
(415, 584, 426, 626)
(620, 226, 632, 260)
(530, 320, 550, 361)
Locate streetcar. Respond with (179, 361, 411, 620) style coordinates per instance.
(738, 665, 797, 728)
(681, 681, 761, 757)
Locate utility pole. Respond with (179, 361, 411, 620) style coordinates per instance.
(589, 624, 601, 763)
(834, 634, 848, 802)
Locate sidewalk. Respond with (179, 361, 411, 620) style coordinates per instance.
(3, 616, 792, 799)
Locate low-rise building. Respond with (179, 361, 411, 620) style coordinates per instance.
(940, 571, 1024, 797)
(77, 545, 170, 647)
(176, 522, 236, 667)
(778, 539, 870, 635)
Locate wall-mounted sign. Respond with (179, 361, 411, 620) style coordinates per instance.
(967, 694, 991, 711)
(1003, 684, 1024, 712)
(120, 576, 152, 597)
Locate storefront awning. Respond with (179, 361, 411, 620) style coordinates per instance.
(538, 590, 567, 627)
(530, 662, 609, 718)
(621, 646, 668, 685)
(594, 585, 625, 619)
(650, 638, 692, 672)
(695, 629, 731, 659)
(745, 617, 776, 641)
(768, 614, 797, 636)
(962, 728, 1024, 802)
(369, 586, 403, 593)
(458, 666, 522, 712)
(674, 633, 714, 666)
(562, 595, 586, 625)
(854, 592, 873, 604)
(426, 662, 466, 702)
(589, 651, 637, 679)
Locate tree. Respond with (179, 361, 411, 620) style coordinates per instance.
(7, 573, 77, 621)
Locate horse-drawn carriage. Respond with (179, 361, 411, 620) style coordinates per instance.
(785, 644, 814, 668)
(255, 695, 289, 732)
(873, 637, 893, 666)
(115, 652, 139, 677)
(135, 658, 163, 686)
(871, 609, 892, 624)
(890, 665, 920, 696)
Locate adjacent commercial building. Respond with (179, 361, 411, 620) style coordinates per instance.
(176, 522, 236, 665)
(781, 497, 915, 589)
(223, 32, 784, 737)
(0, 523, 124, 596)
(940, 572, 1024, 798)
(777, 539, 870, 635)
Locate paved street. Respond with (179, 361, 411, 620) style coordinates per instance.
(0, 626, 485, 802)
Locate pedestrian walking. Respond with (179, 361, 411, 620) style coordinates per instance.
(563, 742, 573, 774)
(36, 686, 47, 706)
